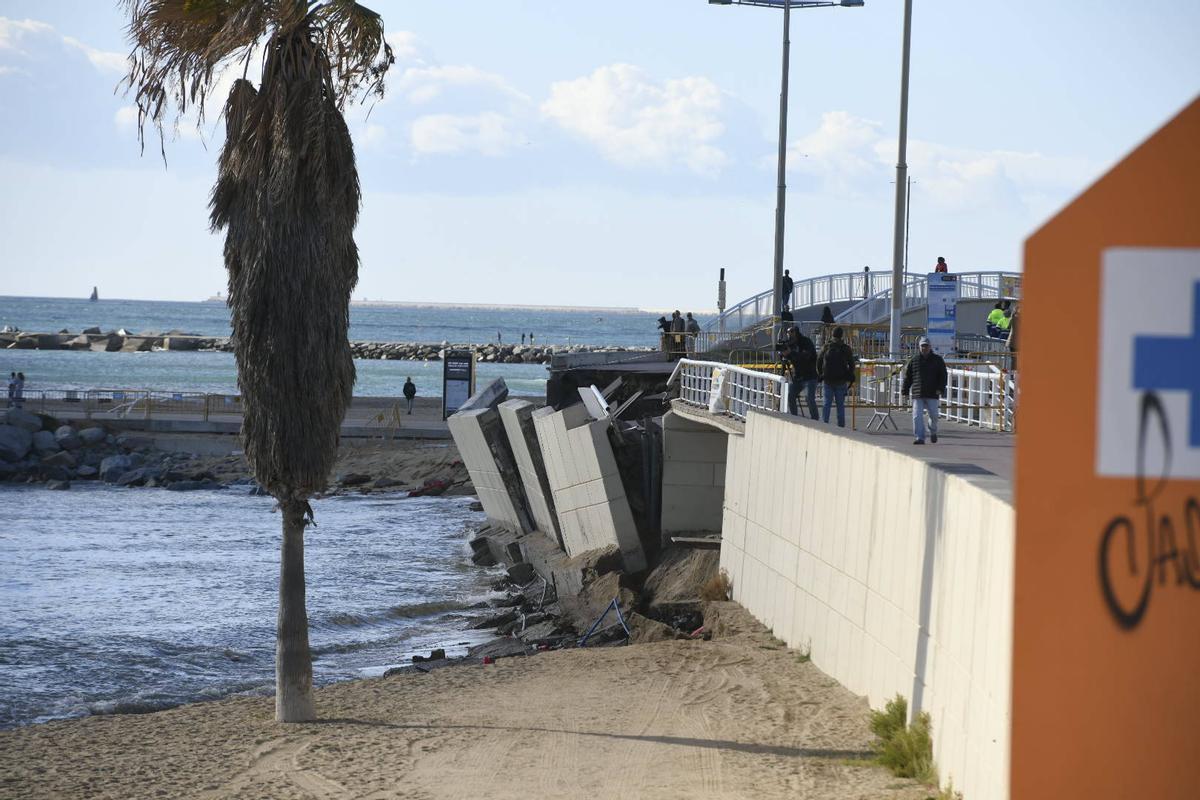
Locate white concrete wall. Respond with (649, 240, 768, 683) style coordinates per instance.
(447, 407, 529, 534)
(720, 412, 1013, 800)
(533, 404, 647, 573)
(661, 410, 728, 541)
(499, 399, 562, 549)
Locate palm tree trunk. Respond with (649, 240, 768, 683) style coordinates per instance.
(276, 499, 315, 722)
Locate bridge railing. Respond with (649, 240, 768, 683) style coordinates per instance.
(668, 358, 786, 422)
(702, 270, 910, 335)
(836, 271, 1022, 326)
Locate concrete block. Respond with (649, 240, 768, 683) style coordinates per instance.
(448, 407, 533, 534)
(499, 399, 562, 550)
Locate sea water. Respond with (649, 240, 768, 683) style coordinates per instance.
(0, 483, 499, 729)
(0, 295, 702, 396)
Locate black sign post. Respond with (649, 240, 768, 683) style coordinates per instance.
(442, 349, 476, 420)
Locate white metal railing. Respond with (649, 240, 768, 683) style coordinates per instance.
(703, 270, 905, 335)
(668, 358, 786, 422)
(856, 359, 1017, 432)
(836, 271, 1022, 326)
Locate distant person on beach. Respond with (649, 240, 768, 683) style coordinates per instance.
(818, 328, 856, 428)
(529, 332, 535, 345)
(497, 331, 502, 344)
(13, 372, 25, 409)
(402, 377, 417, 415)
(521, 333, 526, 345)
(7, 372, 15, 408)
(934, 256, 949, 273)
(685, 312, 700, 350)
(902, 336, 948, 445)
(656, 316, 672, 355)
(781, 269, 794, 310)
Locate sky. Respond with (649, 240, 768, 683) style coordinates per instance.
(0, 1, 1197, 311)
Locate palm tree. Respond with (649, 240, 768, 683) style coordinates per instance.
(123, 0, 394, 722)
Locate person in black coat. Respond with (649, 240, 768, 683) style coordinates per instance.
(783, 326, 819, 419)
(901, 336, 949, 444)
(402, 376, 417, 414)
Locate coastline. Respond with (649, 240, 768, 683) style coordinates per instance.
(0, 603, 929, 800)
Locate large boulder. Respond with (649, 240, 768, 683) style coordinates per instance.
(32, 430, 60, 454)
(116, 434, 153, 451)
(78, 426, 107, 446)
(2, 408, 42, 433)
(116, 467, 161, 487)
(42, 450, 76, 469)
(0, 425, 33, 462)
(46, 479, 71, 491)
(82, 326, 102, 335)
(55, 425, 82, 450)
(76, 464, 98, 479)
(91, 334, 123, 352)
(100, 454, 134, 483)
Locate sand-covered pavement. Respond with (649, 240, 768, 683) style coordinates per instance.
(0, 605, 930, 800)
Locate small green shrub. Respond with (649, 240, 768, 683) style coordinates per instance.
(870, 695, 937, 783)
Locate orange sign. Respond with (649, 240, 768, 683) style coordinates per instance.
(1013, 96, 1200, 797)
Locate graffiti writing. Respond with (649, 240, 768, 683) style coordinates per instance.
(1098, 393, 1200, 629)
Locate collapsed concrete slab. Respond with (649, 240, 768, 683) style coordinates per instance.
(447, 407, 534, 534)
(533, 403, 647, 573)
(498, 399, 563, 550)
(456, 378, 508, 414)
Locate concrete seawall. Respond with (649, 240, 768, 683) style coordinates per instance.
(719, 411, 1013, 800)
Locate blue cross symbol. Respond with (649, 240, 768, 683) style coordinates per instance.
(1133, 280, 1200, 448)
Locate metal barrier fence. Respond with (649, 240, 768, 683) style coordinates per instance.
(14, 389, 245, 421)
(856, 359, 1016, 431)
(668, 359, 786, 422)
(668, 357, 1016, 432)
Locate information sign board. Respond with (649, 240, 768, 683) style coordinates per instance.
(441, 350, 475, 420)
(925, 273, 958, 353)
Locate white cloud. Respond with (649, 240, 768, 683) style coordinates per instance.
(0, 17, 53, 52)
(385, 30, 421, 62)
(541, 64, 728, 176)
(0, 64, 31, 78)
(114, 104, 138, 129)
(396, 64, 530, 106)
(0, 17, 125, 74)
(61, 35, 126, 74)
(784, 110, 1098, 212)
(410, 112, 522, 157)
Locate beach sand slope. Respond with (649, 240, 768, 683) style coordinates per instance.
(0, 606, 929, 800)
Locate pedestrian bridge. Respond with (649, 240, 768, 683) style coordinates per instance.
(699, 269, 1021, 354)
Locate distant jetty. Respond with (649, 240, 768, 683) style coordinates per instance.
(1, 329, 652, 364)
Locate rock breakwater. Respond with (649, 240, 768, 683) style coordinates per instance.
(2, 329, 653, 364)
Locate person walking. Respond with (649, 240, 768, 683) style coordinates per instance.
(529, 332, 534, 345)
(784, 326, 819, 420)
(6, 372, 15, 408)
(817, 328, 856, 428)
(934, 256, 949, 273)
(902, 336, 948, 444)
(13, 372, 25, 409)
(402, 376, 417, 415)
(521, 333, 526, 345)
(781, 269, 794, 311)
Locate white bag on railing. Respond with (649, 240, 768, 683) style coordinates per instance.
(708, 367, 729, 414)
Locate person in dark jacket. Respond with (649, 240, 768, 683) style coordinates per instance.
(781, 269, 794, 310)
(902, 336, 949, 444)
(402, 376, 417, 414)
(783, 327, 819, 419)
(817, 327, 856, 427)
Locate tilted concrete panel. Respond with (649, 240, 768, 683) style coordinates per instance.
(499, 399, 563, 550)
(447, 407, 534, 535)
(533, 406, 646, 573)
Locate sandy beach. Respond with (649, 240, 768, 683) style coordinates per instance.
(0, 604, 929, 800)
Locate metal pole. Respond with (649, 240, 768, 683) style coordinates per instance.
(904, 176, 913, 272)
(888, 0, 913, 357)
(771, 1, 792, 344)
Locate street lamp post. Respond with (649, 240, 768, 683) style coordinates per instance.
(888, 0, 913, 357)
(709, 0, 864, 345)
